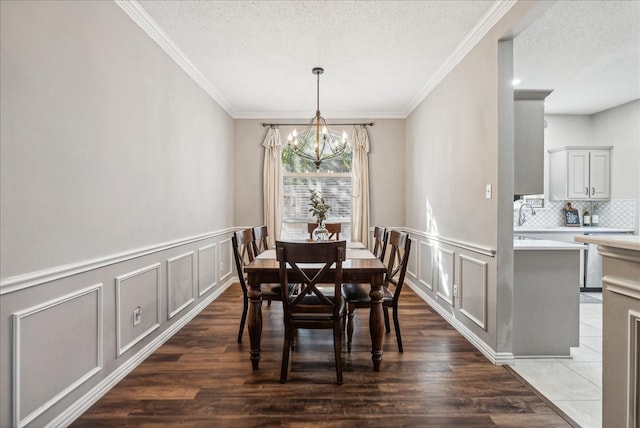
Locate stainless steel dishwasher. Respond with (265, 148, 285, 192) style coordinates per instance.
(583, 232, 632, 291)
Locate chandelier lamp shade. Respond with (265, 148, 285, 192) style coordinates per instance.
(287, 67, 349, 171)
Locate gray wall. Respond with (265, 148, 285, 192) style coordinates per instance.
(0, 2, 235, 426)
(1, 1, 234, 278)
(233, 119, 405, 231)
(403, 2, 537, 361)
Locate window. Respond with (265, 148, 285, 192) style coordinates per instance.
(280, 129, 352, 241)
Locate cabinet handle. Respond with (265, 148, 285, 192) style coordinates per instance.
(585, 187, 589, 195)
(591, 187, 595, 196)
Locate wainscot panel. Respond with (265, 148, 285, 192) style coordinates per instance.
(418, 240, 434, 290)
(11, 284, 103, 428)
(167, 252, 195, 319)
(115, 263, 161, 357)
(198, 243, 217, 296)
(219, 238, 233, 282)
(436, 248, 455, 306)
(459, 254, 488, 330)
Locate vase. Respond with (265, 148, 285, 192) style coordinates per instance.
(312, 221, 329, 241)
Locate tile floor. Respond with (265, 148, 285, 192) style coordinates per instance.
(512, 292, 603, 428)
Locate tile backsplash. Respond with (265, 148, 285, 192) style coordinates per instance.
(513, 199, 636, 229)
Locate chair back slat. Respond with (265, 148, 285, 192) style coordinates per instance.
(384, 231, 411, 300)
(372, 226, 387, 261)
(232, 228, 256, 293)
(252, 225, 269, 254)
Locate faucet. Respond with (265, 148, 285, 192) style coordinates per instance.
(518, 203, 536, 226)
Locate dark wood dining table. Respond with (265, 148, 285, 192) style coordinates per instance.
(243, 242, 388, 371)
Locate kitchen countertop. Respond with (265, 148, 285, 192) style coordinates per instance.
(514, 226, 634, 233)
(575, 234, 640, 251)
(513, 238, 586, 251)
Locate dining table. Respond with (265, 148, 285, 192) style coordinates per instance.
(243, 241, 388, 371)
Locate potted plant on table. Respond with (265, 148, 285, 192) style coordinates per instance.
(308, 189, 331, 241)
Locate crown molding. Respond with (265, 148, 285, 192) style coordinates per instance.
(116, 0, 516, 121)
(114, 0, 237, 118)
(402, 0, 518, 117)
(233, 111, 406, 120)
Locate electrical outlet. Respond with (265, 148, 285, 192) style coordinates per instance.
(133, 306, 141, 326)
(219, 261, 224, 272)
(485, 184, 492, 199)
(453, 284, 459, 298)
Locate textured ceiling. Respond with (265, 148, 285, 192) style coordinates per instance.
(135, 0, 639, 118)
(514, 0, 640, 115)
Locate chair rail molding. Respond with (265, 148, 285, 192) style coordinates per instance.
(403, 228, 496, 257)
(1, 228, 236, 295)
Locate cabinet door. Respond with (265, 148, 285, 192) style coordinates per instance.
(567, 151, 590, 199)
(589, 150, 610, 199)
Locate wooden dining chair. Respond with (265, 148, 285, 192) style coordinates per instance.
(232, 228, 283, 343)
(252, 225, 269, 255)
(372, 226, 387, 261)
(307, 222, 341, 240)
(342, 230, 411, 353)
(276, 240, 347, 385)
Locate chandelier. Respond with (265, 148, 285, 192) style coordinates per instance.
(287, 67, 349, 172)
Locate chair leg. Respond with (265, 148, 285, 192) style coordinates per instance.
(383, 306, 391, 334)
(267, 298, 271, 307)
(333, 322, 343, 385)
(237, 297, 248, 343)
(280, 325, 291, 383)
(392, 306, 403, 353)
(347, 304, 355, 353)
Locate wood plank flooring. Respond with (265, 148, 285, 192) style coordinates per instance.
(71, 283, 573, 427)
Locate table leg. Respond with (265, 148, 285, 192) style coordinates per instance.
(369, 273, 384, 371)
(247, 280, 263, 370)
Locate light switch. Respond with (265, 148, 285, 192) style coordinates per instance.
(485, 184, 492, 199)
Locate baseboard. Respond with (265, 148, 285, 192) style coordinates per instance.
(406, 279, 515, 366)
(47, 277, 235, 428)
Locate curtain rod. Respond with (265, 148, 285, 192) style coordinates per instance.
(262, 122, 374, 128)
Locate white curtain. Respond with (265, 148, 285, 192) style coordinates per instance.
(350, 125, 370, 247)
(262, 127, 283, 248)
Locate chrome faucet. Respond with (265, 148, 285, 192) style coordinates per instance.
(518, 203, 536, 226)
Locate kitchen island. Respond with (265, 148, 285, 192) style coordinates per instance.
(513, 238, 584, 357)
(574, 234, 640, 428)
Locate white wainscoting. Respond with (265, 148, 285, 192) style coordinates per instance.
(435, 248, 455, 306)
(198, 243, 217, 297)
(219, 238, 233, 282)
(402, 228, 506, 365)
(167, 252, 195, 319)
(2, 229, 236, 428)
(418, 240, 434, 291)
(407, 239, 418, 279)
(115, 263, 161, 357)
(459, 254, 488, 330)
(11, 284, 103, 428)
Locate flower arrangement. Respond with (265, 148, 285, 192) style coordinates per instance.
(308, 189, 331, 224)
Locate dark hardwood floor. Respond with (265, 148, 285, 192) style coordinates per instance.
(72, 283, 573, 427)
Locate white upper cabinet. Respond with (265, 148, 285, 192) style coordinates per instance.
(549, 146, 611, 200)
